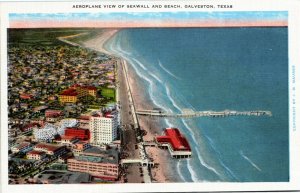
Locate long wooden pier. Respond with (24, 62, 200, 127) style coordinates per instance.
(136, 109, 272, 118)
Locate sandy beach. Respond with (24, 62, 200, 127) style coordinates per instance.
(80, 29, 173, 183)
(82, 29, 118, 55)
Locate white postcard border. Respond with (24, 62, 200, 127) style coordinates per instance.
(1, 0, 300, 192)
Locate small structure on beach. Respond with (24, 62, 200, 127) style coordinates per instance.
(155, 128, 192, 159)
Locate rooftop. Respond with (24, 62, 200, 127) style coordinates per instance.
(60, 88, 78, 96)
(27, 150, 46, 155)
(156, 128, 191, 152)
(35, 143, 65, 152)
(75, 146, 119, 164)
(34, 170, 91, 184)
(13, 142, 32, 149)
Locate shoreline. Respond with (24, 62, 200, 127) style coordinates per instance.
(81, 29, 174, 183)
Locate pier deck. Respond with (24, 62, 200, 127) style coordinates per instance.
(136, 109, 272, 118)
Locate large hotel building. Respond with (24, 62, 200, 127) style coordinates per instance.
(59, 84, 97, 103)
(89, 111, 118, 145)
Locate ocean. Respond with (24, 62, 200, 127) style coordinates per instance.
(105, 27, 289, 182)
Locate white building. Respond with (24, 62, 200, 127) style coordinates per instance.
(33, 119, 78, 142)
(89, 111, 118, 145)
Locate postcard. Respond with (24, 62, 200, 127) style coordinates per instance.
(1, 0, 300, 192)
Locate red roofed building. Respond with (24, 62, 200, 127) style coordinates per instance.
(45, 110, 63, 117)
(34, 143, 67, 157)
(59, 84, 97, 103)
(45, 110, 64, 123)
(59, 88, 78, 103)
(65, 127, 90, 140)
(20, 123, 39, 133)
(156, 128, 192, 158)
(20, 93, 34, 100)
(60, 135, 79, 147)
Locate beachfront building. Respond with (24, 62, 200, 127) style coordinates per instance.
(67, 146, 119, 181)
(156, 128, 192, 159)
(59, 84, 97, 103)
(89, 111, 118, 145)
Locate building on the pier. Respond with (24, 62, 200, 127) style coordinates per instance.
(67, 146, 119, 181)
(89, 111, 118, 145)
(156, 128, 192, 158)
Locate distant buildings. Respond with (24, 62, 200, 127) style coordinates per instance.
(59, 84, 97, 103)
(89, 111, 118, 145)
(67, 146, 119, 181)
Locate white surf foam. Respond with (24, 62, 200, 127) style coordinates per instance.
(158, 60, 181, 80)
(132, 58, 147, 71)
(187, 159, 199, 182)
(240, 150, 262, 172)
(111, 32, 223, 181)
(206, 136, 239, 181)
(165, 84, 182, 112)
(176, 160, 187, 182)
(182, 119, 223, 179)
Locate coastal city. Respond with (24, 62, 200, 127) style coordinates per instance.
(7, 29, 192, 184)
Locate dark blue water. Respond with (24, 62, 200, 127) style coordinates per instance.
(106, 28, 289, 182)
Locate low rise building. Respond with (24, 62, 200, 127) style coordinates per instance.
(60, 135, 79, 147)
(73, 141, 91, 155)
(45, 110, 63, 123)
(11, 142, 33, 154)
(67, 146, 119, 181)
(27, 150, 47, 160)
(34, 143, 67, 157)
(32, 170, 91, 184)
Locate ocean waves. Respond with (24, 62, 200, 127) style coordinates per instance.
(104, 28, 288, 182)
(106, 30, 238, 182)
